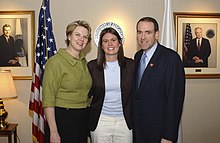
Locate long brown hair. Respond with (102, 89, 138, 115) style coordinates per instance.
(97, 27, 125, 70)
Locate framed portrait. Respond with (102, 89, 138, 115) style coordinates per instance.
(174, 12, 220, 78)
(0, 11, 35, 79)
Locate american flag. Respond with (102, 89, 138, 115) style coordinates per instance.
(183, 23, 192, 60)
(29, 0, 57, 142)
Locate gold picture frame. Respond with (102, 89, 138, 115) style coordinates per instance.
(0, 11, 35, 79)
(174, 12, 220, 78)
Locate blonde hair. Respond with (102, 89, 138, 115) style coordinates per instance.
(65, 20, 91, 46)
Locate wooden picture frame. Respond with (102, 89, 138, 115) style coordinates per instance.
(174, 12, 220, 78)
(0, 11, 35, 79)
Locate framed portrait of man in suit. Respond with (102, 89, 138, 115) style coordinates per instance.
(0, 11, 35, 79)
(174, 12, 220, 79)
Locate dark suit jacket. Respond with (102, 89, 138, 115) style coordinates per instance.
(133, 43, 185, 143)
(88, 57, 135, 131)
(186, 37, 211, 67)
(0, 35, 17, 66)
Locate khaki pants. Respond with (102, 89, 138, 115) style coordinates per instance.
(90, 114, 132, 143)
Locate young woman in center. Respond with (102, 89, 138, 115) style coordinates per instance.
(88, 22, 135, 143)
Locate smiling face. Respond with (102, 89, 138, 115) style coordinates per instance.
(68, 26, 89, 52)
(136, 21, 159, 51)
(101, 32, 121, 61)
(3, 26, 11, 38)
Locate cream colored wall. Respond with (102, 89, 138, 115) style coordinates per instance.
(0, 0, 220, 143)
(183, 79, 220, 143)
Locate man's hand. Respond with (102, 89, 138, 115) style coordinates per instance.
(192, 56, 199, 61)
(192, 56, 203, 63)
(161, 138, 172, 143)
(8, 59, 18, 65)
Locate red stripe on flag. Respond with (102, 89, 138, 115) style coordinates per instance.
(32, 121, 45, 143)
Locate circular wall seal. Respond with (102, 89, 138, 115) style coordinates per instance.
(206, 29, 215, 39)
(94, 22, 124, 47)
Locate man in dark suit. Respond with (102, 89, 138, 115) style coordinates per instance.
(132, 17, 185, 143)
(0, 24, 20, 66)
(186, 27, 211, 67)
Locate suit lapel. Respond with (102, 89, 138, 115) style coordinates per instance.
(134, 50, 143, 90)
(92, 63, 105, 96)
(121, 63, 127, 92)
(99, 68, 105, 94)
